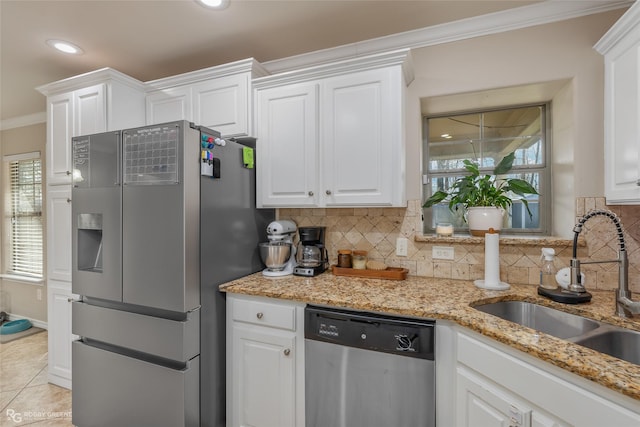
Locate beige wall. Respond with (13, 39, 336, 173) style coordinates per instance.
(405, 10, 625, 203)
(0, 123, 47, 323)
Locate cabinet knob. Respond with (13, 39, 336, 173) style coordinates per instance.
(326, 190, 332, 195)
(636, 179, 640, 186)
(284, 348, 291, 356)
(66, 170, 72, 176)
(256, 312, 264, 319)
(66, 198, 72, 203)
(308, 191, 314, 197)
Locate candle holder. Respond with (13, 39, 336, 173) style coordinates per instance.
(435, 223, 454, 237)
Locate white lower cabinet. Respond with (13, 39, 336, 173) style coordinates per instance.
(457, 366, 567, 427)
(226, 294, 305, 427)
(47, 280, 78, 389)
(455, 328, 640, 427)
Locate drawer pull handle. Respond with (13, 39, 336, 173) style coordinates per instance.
(256, 312, 264, 319)
(637, 179, 640, 186)
(284, 348, 291, 356)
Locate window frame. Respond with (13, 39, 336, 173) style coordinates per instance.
(422, 103, 552, 236)
(4, 152, 43, 279)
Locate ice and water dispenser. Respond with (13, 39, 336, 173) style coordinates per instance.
(76, 213, 103, 272)
(71, 131, 122, 300)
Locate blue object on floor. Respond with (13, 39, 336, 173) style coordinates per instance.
(0, 319, 32, 335)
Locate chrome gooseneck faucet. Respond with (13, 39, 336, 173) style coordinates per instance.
(570, 209, 640, 318)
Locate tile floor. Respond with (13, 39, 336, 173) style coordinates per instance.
(0, 331, 72, 426)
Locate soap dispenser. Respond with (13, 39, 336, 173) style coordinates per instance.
(539, 248, 557, 290)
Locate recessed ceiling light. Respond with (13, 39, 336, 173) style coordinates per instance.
(441, 133, 453, 139)
(46, 39, 84, 55)
(197, 0, 230, 9)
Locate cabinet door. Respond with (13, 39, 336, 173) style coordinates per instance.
(146, 86, 192, 125)
(604, 32, 640, 203)
(193, 74, 249, 137)
(230, 324, 296, 427)
(47, 92, 74, 185)
(74, 84, 106, 136)
(47, 280, 77, 389)
(322, 68, 400, 206)
(47, 186, 72, 282)
(457, 366, 532, 427)
(256, 83, 319, 207)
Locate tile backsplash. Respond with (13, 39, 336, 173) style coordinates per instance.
(279, 197, 640, 293)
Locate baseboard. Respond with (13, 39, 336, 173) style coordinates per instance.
(3, 313, 48, 330)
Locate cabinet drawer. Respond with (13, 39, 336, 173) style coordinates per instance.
(72, 341, 198, 427)
(231, 297, 296, 331)
(72, 301, 199, 362)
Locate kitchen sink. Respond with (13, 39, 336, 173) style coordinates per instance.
(474, 300, 640, 366)
(474, 301, 600, 339)
(573, 329, 640, 365)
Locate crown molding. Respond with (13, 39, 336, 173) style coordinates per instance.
(35, 67, 145, 96)
(145, 58, 268, 91)
(254, 49, 413, 89)
(594, 0, 640, 53)
(0, 112, 46, 131)
(263, 0, 634, 74)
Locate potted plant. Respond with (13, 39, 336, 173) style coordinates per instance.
(422, 151, 539, 236)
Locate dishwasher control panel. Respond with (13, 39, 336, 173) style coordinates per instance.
(305, 306, 435, 360)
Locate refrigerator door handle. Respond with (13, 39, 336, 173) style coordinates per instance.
(115, 135, 121, 186)
(187, 306, 202, 314)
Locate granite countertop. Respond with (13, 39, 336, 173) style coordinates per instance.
(220, 271, 640, 401)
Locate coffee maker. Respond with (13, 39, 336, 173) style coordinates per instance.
(293, 226, 328, 277)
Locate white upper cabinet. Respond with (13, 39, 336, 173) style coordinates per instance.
(46, 92, 74, 185)
(74, 84, 106, 137)
(37, 68, 146, 185)
(145, 58, 268, 137)
(146, 86, 191, 124)
(254, 49, 412, 208)
(256, 83, 320, 207)
(595, 1, 640, 204)
(322, 67, 401, 206)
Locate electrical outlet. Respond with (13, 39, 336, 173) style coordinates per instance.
(36, 288, 42, 301)
(396, 237, 408, 257)
(433, 246, 454, 260)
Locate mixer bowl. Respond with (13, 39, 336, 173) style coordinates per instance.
(259, 242, 292, 271)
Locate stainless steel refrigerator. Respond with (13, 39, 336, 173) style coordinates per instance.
(70, 120, 273, 427)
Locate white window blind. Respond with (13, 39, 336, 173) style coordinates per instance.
(8, 157, 43, 278)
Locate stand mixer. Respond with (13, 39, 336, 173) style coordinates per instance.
(259, 220, 297, 276)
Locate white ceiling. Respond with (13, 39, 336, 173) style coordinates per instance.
(0, 0, 544, 122)
(0, 0, 628, 125)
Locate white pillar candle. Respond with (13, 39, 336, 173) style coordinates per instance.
(435, 223, 453, 237)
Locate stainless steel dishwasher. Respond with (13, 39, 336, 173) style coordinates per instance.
(305, 306, 435, 427)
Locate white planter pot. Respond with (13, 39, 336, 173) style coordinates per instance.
(466, 207, 505, 236)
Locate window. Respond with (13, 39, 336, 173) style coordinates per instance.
(422, 104, 550, 235)
(5, 153, 43, 278)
